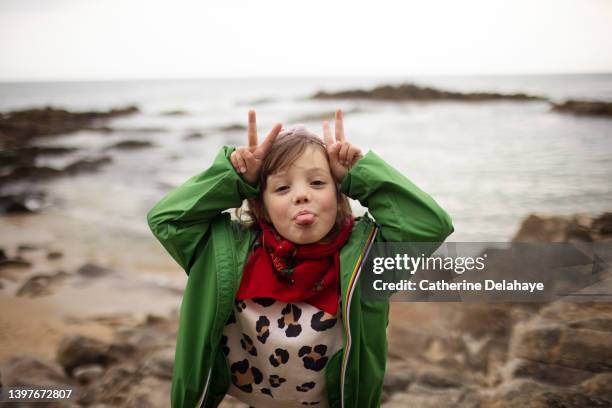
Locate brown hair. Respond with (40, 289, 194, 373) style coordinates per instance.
(238, 125, 352, 236)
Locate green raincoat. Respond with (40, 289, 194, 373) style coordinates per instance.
(147, 146, 453, 408)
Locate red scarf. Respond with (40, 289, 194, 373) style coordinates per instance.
(236, 218, 354, 315)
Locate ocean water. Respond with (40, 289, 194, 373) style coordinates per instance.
(1, 75, 611, 242)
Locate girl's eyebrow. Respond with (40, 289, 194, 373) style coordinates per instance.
(269, 166, 329, 179)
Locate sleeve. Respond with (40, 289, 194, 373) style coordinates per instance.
(340, 150, 454, 243)
(146, 146, 258, 272)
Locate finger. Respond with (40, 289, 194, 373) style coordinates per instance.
(335, 108, 345, 142)
(327, 140, 340, 160)
(339, 142, 351, 164)
(257, 123, 282, 156)
(235, 148, 248, 173)
(347, 146, 362, 166)
(248, 110, 257, 148)
(230, 151, 239, 171)
(323, 121, 333, 146)
(243, 150, 257, 171)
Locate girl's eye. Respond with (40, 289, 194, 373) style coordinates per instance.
(311, 180, 326, 186)
(274, 185, 289, 193)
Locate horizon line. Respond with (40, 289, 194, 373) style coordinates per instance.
(1, 71, 612, 84)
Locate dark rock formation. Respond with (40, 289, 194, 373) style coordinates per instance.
(312, 83, 546, 102)
(0, 191, 48, 213)
(105, 140, 155, 150)
(76, 263, 113, 278)
(552, 100, 612, 117)
(0, 105, 139, 148)
(16, 270, 70, 297)
(513, 212, 612, 242)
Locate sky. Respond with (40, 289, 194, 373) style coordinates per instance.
(0, 0, 611, 81)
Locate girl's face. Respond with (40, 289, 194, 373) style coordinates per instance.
(263, 145, 338, 244)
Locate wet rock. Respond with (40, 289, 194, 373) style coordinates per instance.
(0, 355, 73, 387)
(105, 140, 155, 150)
(0, 105, 139, 147)
(160, 110, 188, 116)
(383, 361, 417, 398)
(76, 365, 139, 406)
(218, 123, 247, 132)
(47, 250, 63, 260)
(140, 347, 174, 380)
(552, 100, 612, 117)
(16, 270, 70, 297)
(0, 256, 32, 269)
(77, 263, 113, 278)
(63, 156, 112, 175)
(513, 212, 612, 242)
(17, 244, 39, 252)
(123, 376, 171, 408)
(56, 335, 124, 376)
(73, 364, 105, 385)
(417, 370, 463, 389)
(312, 83, 546, 103)
(183, 132, 203, 140)
(0, 191, 48, 213)
(383, 384, 478, 408)
(580, 373, 612, 402)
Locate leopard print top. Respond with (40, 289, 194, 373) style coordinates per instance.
(221, 298, 344, 408)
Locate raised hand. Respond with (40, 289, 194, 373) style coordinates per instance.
(323, 108, 363, 182)
(230, 110, 282, 184)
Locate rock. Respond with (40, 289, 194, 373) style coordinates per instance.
(513, 212, 612, 242)
(140, 347, 174, 380)
(16, 270, 70, 297)
(73, 364, 105, 385)
(218, 123, 247, 132)
(63, 156, 112, 175)
(383, 361, 417, 396)
(580, 373, 612, 402)
(417, 370, 463, 389)
(0, 355, 72, 387)
(77, 263, 113, 278)
(17, 244, 38, 252)
(56, 335, 123, 376)
(512, 320, 612, 373)
(0, 191, 48, 213)
(551, 100, 612, 117)
(382, 384, 478, 408)
(183, 132, 203, 140)
(76, 365, 138, 406)
(505, 358, 593, 386)
(312, 83, 546, 103)
(123, 376, 171, 408)
(105, 140, 155, 150)
(47, 250, 63, 260)
(0, 256, 32, 269)
(0, 105, 139, 147)
(160, 110, 188, 116)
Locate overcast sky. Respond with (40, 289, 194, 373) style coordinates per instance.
(0, 0, 611, 81)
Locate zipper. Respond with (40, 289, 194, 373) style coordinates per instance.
(340, 223, 378, 408)
(198, 217, 242, 408)
(196, 368, 213, 408)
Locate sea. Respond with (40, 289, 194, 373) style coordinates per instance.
(1, 74, 611, 242)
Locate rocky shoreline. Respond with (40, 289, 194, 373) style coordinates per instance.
(0, 212, 610, 407)
(312, 83, 612, 117)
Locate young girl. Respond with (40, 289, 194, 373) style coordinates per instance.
(147, 109, 453, 408)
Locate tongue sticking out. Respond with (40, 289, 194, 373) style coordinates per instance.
(294, 213, 315, 226)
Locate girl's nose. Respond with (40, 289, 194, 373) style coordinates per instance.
(293, 191, 310, 205)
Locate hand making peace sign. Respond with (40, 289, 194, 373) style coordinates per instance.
(230, 110, 282, 184)
(323, 109, 363, 182)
